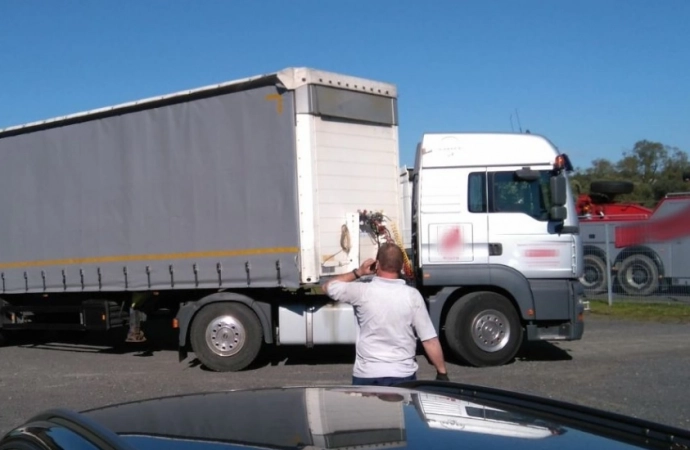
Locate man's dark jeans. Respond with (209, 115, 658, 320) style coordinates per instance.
(352, 373, 417, 386)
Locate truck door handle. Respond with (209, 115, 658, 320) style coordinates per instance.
(489, 243, 503, 256)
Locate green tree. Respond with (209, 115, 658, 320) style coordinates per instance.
(653, 146, 689, 201)
(616, 140, 667, 205)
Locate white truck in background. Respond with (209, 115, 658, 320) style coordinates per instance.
(0, 67, 585, 371)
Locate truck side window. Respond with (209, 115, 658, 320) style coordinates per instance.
(489, 171, 551, 221)
(468, 172, 487, 213)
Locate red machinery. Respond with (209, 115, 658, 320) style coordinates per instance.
(577, 176, 690, 247)
(576, 181, 653, 222)
(576, 173, 690, 296)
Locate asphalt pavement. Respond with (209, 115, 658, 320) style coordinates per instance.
(1, 313, 689, 435)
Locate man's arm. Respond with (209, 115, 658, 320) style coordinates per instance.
(410, 291, 450, 380)
(421, 337, 448, 379)
(321, 268, 360, 295)
(322, 258, 377, 297)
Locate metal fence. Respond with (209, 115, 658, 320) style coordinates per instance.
(580, 222, 690, 305)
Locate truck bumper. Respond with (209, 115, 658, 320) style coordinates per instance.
(526, 320, 584, 341)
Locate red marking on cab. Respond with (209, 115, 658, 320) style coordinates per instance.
(524, 248, 558, 258)
(440, 227, 462, 255)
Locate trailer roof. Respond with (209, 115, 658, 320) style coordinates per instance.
(0, 67, 397, 138)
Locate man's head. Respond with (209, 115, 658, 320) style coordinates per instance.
(375, 243, 404, 275)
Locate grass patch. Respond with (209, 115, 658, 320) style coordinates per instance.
(587, 300, 690, 323)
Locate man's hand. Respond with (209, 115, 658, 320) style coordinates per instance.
(435, 371, 450, 381)
(357, 258, 377, 277)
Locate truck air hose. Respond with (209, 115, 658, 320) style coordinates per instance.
(359, 210, 413, 278)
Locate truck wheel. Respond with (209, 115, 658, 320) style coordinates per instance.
(581, 254, 608, 294)
(616, 254, 659, 296)
(590, 180, 634, 196)
(190, 303, 262, 372)
(443, 292, 523, 367)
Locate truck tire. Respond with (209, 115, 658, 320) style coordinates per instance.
(443, 292, 523, 367)
(190, 302, 262, 372)
(616, 253, 659, 296)
(581, 254, 608, 294)
(589, 181, 634, 196)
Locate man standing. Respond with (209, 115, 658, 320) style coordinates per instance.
(322, 243, 449, 386)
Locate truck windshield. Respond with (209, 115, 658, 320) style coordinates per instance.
(469, 170, 553, 221)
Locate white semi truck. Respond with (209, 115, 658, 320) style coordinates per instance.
(0, 67, 585, 371)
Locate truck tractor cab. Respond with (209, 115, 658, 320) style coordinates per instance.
(409, 132, 585, 367)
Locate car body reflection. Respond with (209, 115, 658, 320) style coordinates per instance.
(1, 383, 687, 450)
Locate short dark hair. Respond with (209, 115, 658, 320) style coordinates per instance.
(376, 243, 404, 273)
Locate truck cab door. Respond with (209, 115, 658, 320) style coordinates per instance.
(418, 167, 489, 266)
(484, 166, 574, 279)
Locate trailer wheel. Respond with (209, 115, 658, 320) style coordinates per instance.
(190, 302, 262, 372)
(581, 254, 608, 294)
(443, 292, 523, 367)
(616, 254, 659, 296)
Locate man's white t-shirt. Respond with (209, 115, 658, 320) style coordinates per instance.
(325, 276, 438, 378)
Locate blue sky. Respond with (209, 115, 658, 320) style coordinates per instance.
(1, 0, 688, 169)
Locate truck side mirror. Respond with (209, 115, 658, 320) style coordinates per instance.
(550, 206, 567, 221)
(551, 174, 567, 206)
